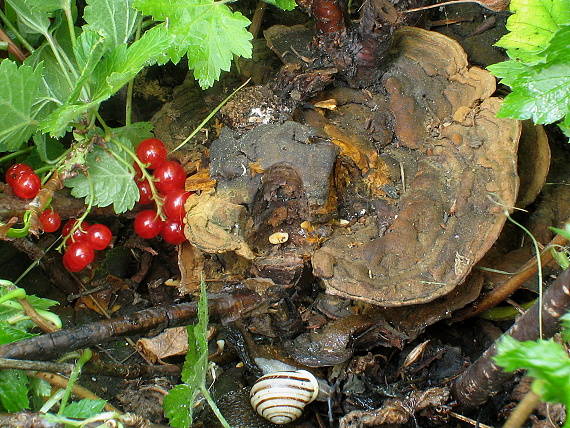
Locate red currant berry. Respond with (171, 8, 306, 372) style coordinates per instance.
(63, 241, 95, 272)
(10, 171, 41, 199)
(153, 161, 186, 194)
(87, 224, 113, 250)
(164, 190, 191, 221)
(62, 219, 90, 242)
(5, 163, 33, 186)
(134, 209, 164, 239)
(161, 219, 186, 244)
(39, 209, 61, 233)
(137, 180, 153, 205)
(136, 138, 167, 170)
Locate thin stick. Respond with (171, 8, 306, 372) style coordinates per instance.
(452, 229, 568, 322)
(448, 411, 494, 428)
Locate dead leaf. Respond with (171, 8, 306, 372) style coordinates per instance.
(185, 169, 217, 192)
(137, 327, 188, 363)
(176, 242, 205, 295)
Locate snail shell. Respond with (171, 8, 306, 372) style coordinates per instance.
(250, 370, 319, 425)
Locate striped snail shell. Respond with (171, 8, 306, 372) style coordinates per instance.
(250, 370, 319, 425)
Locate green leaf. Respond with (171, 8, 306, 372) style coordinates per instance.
(84, 0, 139, 48)
(0, 322, 35, 345)
(494, 335, 570, 407)
(67, 30, 108, 103)
(31, 134, 66, 164)
(24, 44, 72, 108)
(65, 137, 139, 213)
(263, 0, 296, 11)
(0, 370, 29, 412)
(492, 26, 570, 127)
(164, 279, 209, 427)
(92, 24, 172, 99)
(6, 0, 62, 36)
(163, 384, 195, 428)
(495, 0, 570, 63)
(134, 0, 253, 89)
(61, 399, 107, 418)
(0, 60, 46, 151)
(39, 102, 96, 137)
(497, 62, 570, 124)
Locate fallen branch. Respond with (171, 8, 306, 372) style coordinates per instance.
(452, 268, 570, 406)
(0, 288, 262, 360)
(0, 357, 180, 378)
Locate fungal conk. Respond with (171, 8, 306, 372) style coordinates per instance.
(250, 370, 319, 425)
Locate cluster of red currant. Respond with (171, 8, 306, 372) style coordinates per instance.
(3, 138, 191, 273)
(133, 138, 191, 245)
(5, 163, 41, 199)
(60, 220, 113, 272)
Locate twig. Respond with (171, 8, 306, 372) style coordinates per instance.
(0, 28, 27, 60)
(0, 357, 180, 378)
(452, 230, 568, 322)
(448, 411, 494, 428)
(0, 288, 262, 360)
(452, 269, 570, 407)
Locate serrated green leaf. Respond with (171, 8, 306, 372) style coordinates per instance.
(134, 0, 252, 89)
(61, 399, 107, 418)
(65, 137, 139, 213)
(0, 370, 29, 412)
(112, 122, 154, 146)
(67, 30, 107, 103)
(163, 384, 196, 428)
(560, 114, 570, 137)
(164, 279, 209, 427)
(263, 0, 296, 11)
(0, 60, 46, 151)
(92, 24, 172, 99)
(494, 335, 570, 407)
(496, 62, 570, 124)
(0, 322, 35, 345)
(496, 0, 570, 63)
(84, 0, 139, 48)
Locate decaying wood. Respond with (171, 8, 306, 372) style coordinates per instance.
(452, 268, 570, 407)
(0, 288, 261, 360)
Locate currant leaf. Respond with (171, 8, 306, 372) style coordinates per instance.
(65, 137, 139, 213)
(84, 0, 139, 48)
(133, 0, 253, 89)
(0, 60, 46, 151)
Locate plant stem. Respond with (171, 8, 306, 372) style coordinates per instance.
(506, 213, 544, 339)
(125, 18, 143, 126)
(112, 138, 166, 219)
(172, 78, 251, 152)
(58, 349, 93, 415)
(502, 387, 541, 428)
(63, 4, 76, 49)
(0, 9, 34, 53)
(45, 34, 75, 88)
(0, 146, 33, 164)
(201, 385, 231, 428)
(95, 112, 111, 135)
